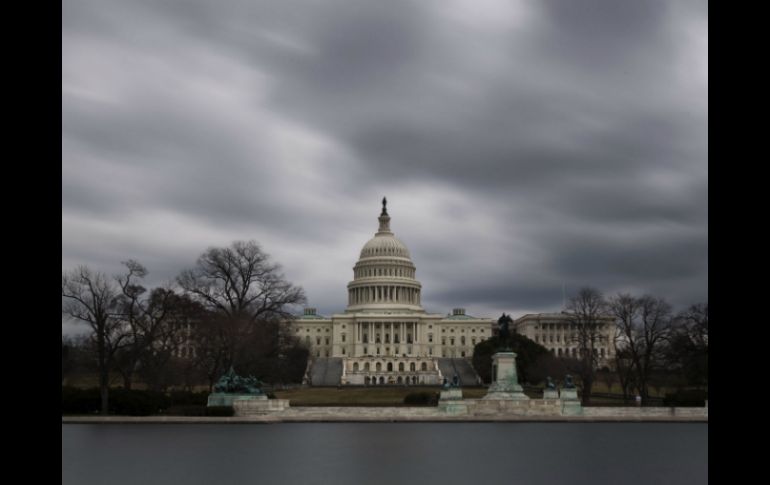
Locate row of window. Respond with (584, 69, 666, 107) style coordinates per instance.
(355, 266, 415, 279)
(352, 361, 430, 372)
(550, 347, 607, 358)
(441, 328, 486, 334)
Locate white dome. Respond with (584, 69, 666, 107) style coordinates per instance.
(346, 199, 423, 312)
(359, 235, 411, 259)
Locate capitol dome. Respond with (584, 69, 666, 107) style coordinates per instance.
(359, 233, 411, 259)
(346, 198, 423, 313)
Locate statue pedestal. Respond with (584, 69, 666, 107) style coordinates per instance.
(439, 388, 463, 401)
(483, 352, 530, 400)
(543, 389, 559, 400)
(233, 398, 290, 415)
(438, 388, 468, 415)
(559, 387, 582, 416)
(207, 393, 267, 407)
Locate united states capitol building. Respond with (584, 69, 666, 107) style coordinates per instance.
(293, 200, 613, 386)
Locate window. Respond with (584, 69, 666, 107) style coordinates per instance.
(316, 337, 321, 345)
(421, 362, 427, 371)
(398, 362, 404, 371)
(325, 338, 329, 345)
(410, 362, 416, 371)
(342, 334, 346, 342)
(428, 334, 433, 343)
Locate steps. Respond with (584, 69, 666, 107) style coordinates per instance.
(437, 358, 482, 386)
(308, 357, 343, 386)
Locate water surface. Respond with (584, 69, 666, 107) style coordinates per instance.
(62, 422, 707, 485)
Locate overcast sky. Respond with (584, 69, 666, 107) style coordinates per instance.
(62, 0, 707, 334)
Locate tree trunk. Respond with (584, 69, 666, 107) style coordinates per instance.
(122, 373, 133, 390)
(581, 379, 593, 406)
(97, 327, 109, 415)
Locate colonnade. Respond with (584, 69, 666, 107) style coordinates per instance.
(348, 286, 421, 305)
(354, 321, 420, 345)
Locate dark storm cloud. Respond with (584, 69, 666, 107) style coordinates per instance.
(62, 0, 707, 333)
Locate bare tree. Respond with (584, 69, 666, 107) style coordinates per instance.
(634, 296, 673, 400)
(666, 302, 708, 391)
(609, 293, 641, 402)
(177, 241, 306, 374)
(609, 293, 673, 402)
(565, 287, 607, 405)
(112, 260, 150, 390)
(62, 266, 128, 414)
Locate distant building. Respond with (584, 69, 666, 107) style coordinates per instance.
(514, 313, 614, 367)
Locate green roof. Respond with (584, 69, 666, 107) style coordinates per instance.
(444, 314, 476, 320)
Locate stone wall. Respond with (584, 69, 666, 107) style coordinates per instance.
(581, 407, 708, 418)
(233, 399, 291, 415)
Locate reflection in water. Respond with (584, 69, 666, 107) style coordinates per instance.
(62, 423, 707, 485)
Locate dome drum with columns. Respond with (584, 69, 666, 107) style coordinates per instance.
(293, 199, 495, 386)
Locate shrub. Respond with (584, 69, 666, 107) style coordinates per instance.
(204, 406, 234, 417)
(166, 405, 209, 416)
(167, 391, 209, 407)
(663, 389, 708, 407)
(62, 386, 101, 414)
(108, 389, 171, 416)
(403, 392, 439, 406)
(62, 387, 175, 416)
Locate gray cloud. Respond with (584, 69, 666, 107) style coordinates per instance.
(62, 0, 707, 333)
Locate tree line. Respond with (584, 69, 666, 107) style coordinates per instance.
(62, 240, 309, 414)
(473, 287, 708, 406)
(538, 287, 706, 405)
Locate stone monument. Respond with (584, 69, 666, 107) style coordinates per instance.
(207, 366, 268, 407)
(482, 351, 529, 400)
(543, 376, 559, 399)
(207, 366, 290, 415)
(438, 373, 467, 415)
(559, 374, 582, 416)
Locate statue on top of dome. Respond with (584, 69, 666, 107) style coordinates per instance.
(381, 196, 388, 216)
